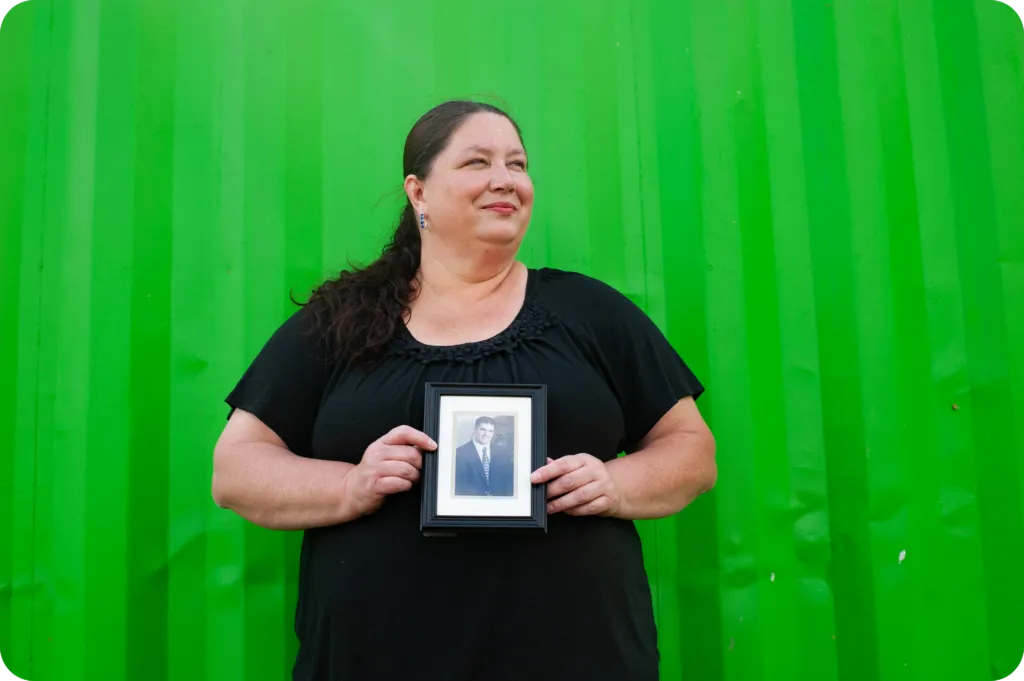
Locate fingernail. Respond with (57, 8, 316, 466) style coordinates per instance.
(546, 503, 554, 512)
(530, 472, 539, 483)
(429, 439, 437, 449)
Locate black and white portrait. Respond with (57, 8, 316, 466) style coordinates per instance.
(431, 390, 535, 519)
(453, 414, 516, 497)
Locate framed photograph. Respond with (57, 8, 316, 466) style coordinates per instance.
(420, 382, 547, 534)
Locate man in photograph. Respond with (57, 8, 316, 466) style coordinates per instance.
(454, 416, 514, 497)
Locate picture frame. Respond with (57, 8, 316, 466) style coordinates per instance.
(420, 382, 548, 535)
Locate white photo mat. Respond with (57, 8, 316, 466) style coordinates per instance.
(435, 394, 533, 517)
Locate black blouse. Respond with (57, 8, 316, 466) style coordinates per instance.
(225, 267, 704, 681)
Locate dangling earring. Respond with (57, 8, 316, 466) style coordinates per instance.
(419, 212, 426, 229)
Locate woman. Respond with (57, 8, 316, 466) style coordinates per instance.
(212, 100, 717, 681)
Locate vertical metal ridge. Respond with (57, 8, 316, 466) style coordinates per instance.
(791, 0, 882, 677)
(1, 2, 45, 679)
(935, 1, 1024, 677)
(125, 0, 176, 679)
(84, 0, 139, 678)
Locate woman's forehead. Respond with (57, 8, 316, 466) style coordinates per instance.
(447, 114, 523, 151)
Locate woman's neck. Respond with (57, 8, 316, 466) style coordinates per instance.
(414, 251, 522, 307)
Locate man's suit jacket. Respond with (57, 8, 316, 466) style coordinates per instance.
(454, 441, 515, 496)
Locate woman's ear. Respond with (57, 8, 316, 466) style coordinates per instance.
(404, 174, 426, 214)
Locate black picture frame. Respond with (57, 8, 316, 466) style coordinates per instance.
(420, 382, 548, 535)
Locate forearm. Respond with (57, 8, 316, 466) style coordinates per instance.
(212, 442, 359, 530)
(605, 430, 717, 520)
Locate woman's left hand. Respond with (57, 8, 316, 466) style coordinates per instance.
(530, 454, 622, 517)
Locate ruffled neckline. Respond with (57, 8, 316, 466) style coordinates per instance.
(386, 269, 559, 364)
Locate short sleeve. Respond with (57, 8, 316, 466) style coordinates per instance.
(560, 274, 705, 454)
(224, 308, 335, 457)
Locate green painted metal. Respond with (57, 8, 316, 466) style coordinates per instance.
(2, 0, 1023, 680)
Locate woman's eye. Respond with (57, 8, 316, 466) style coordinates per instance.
(510, 160, 527, 170)
(467, 158, 487, 166)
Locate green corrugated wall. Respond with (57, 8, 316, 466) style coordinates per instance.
(2, 0, 1023, 679)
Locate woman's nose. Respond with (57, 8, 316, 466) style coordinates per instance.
(490, 167, 515, 191)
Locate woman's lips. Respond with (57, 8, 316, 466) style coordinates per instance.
(483, 203, 517, 216)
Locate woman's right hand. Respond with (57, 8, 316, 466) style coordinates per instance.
(341, 425, 437, 517)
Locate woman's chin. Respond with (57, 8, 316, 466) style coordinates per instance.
(477, 221, 526, 246)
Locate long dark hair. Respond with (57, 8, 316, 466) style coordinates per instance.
(301, 100, 526, 364)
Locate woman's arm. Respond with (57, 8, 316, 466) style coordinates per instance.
(212, 409, 433, 531)
(212, 409, 359, 530)
(604, 397, 717, 519)
(532, 397, 716, 520)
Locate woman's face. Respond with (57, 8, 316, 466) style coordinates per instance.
(411, 112, 534, 252)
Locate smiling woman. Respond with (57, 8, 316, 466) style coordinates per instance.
(211, 100, 717, 681)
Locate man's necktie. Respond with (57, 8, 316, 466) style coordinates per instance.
(482, 446, 490, 483)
